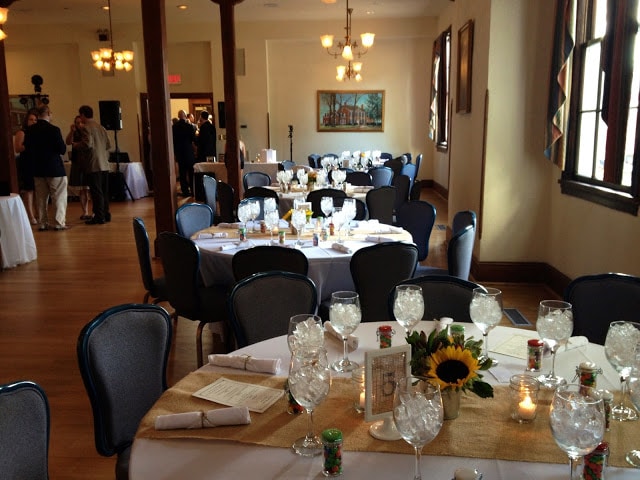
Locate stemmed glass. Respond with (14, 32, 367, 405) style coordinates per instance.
(237, 203, 251, 232)
(536, 300, 574, 389)
(469, 287, 503, 367)
(291, 208, 307, 247)
(264, 209, 279, 244)
(549, 384, 605, 480)
(248, 200, 260, 232)
(288, 314, 324, 355)
(626, 355, 640, 466)
(342, 198, 356, 236)
(604, 321, 640, 421)
(321, 196, 335, 224)
(329, 291, 361, 372)
(263, 197, 277, 215)
(288, 347, 331, 456)
(393, 284, 424, 336)
(332, 207, 346, 243)
(393, 378, 444, 480)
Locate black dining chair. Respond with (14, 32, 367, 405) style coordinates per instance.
(0, 380, 50, 480)
(379, 152, 393, 161)
(77, 303, 172, 480)
(215, 180, 236, 224)
(369, 166, 394, 187)
(175, 203, 214, 238)
(345, 171, 373, 186)
(231, 245, 309, 282)
(366, 186, 396, 225)
(202, 174, 218, 218)
(350, 242, 419, 322)
(244, 186, 279, 203)
(395, 200, 437, 262)
(227, 271, 317, 348)
(392, 174, 411, 220)
(242, 171, 272, 191)
(132, 217, 168, 304)
(564, 272, 640, 345)
(389, 275, 483, 323)
(400, 163, 417, 193)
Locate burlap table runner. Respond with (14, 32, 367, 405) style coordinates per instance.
(135, 371, 638, 468)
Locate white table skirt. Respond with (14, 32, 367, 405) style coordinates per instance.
(109, 163, 149, 200)
(243, 162, 279, 183)
(130, 322, 634, 480)
(193, 162, 228, 183)
(0, 194, 37, 269)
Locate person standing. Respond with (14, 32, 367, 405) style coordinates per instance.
(24, 105, 68, 231)
(65, 115, 92, 220)
(13, 109, 39, 224)
(196, 110, 217, 163)
(172, 109, 196, 197)
(77, 105, 111, 225)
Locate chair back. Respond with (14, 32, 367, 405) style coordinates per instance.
(350, 242, 418, 322)
(0, 380, 50, 480)
(366, 186, 396, 225)
(414, 153, 423, 178)
(409, 179, 422, 201)
(368, 166, 394, 187)
(244, 186, 279, 203)
(158, 232, 202, 318)
(175, 203, 214, 238)
(395, 201, 437, 261)
(228, 271, 318, 347)
(564, 272, 640, 345)
(202, 175, 218, 216)
(216, 181, 236, 224)
(400, 163, 417, 192)
(380, 152, 393, 161)
(306, 188, 347, 217)
(133, 217, 156, 296)
(401, 152, 412, 163)
(243, 171, 271, 191)
(76, 304, 171, 465)
(345, 171, 373, 186)
(232, 245, 309, 281)
(390, 275, 482, 323)
(447, 224, 476, 280)
(452, 210, 477, 234)
(384, 157, 404, 177)
(391, 174, 410, 213)
(280, 160, 295, 170)
(308, 154, 321, 168)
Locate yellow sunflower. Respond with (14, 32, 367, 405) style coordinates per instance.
(427, 345, 479, 390)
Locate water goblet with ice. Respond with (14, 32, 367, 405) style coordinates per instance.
(536, 300, 573, 388)
(393, 284, 424, 336)
(291, 208, 307, 247)
(237, 203, 251, 231)
(604, 321, 640, 421)
(321, 196, 335, 224)
(393, 378, 444, 480)
(248, 200, 260, 232)
(263, 209, 279, 244)
(469, 287, 503, 366)
(549, 384, 605, 480)
(288, 314, 324, 355)
(263, 197, 277, 215)
(331, 207, 346, 243)
(342, 198, 356, 236)
(329, 291, 361, 372)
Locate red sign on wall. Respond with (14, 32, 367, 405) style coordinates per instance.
(167, 74, 182, 85)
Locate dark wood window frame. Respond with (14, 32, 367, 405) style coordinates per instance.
(431, 27, 451, 153)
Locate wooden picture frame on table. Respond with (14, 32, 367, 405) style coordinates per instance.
(317, 90, 384, 132)
(456, 19, 474, 114)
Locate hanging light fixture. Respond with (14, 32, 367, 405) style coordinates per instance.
(0, 7, 9, 41)
(90, 0, 133, 73)
(320, 0, 374, 81)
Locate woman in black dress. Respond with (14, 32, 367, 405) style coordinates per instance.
(65, 115, 92, 219)
(13, 109, 38, 224)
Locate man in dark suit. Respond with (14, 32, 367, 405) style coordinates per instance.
(172, 109, 196, 197)
(196, 111, 217, 163)
(24, 105, 68, 231)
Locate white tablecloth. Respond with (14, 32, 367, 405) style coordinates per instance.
(130, 322, 634, 480)
(0, 194, 37, 269)
(109, 163, 149, 200)
(243, 162, 279, 182)
(193, 162, 228, 183)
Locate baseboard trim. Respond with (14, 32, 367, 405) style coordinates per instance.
(472, 259, 571, 297)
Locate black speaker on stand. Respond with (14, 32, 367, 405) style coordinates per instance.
(98, 100, 133, 201)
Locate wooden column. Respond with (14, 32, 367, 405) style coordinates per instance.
(0, 1, 18, 193)
(141, 0, 176, 246)
(212, 0, 243, 205)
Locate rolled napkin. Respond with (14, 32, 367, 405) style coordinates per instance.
(208, 354, 281, 374)
(197, 232, 228, 239)
(364, 235, 398, 244)
(217, 222, 243, 229)
(155, 406, 251, 430)
(324, 321, 359, 350)
(216, 243, 238, 252)
(331, 242, 352, 254)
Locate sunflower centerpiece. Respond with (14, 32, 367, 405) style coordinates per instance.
(406, 327, 493, 419)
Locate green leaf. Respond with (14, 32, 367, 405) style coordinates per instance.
(470, 380, 494, 398)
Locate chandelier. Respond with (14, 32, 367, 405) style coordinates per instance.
(0, 7, 8, 41)
(320, 0, 374, 81)
(90, 0, 133, 73)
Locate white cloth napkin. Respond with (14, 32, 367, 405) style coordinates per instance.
(376, 225, 404, 234)
(155, 406, 251, 430)
(364, 235, 398, 243)
(324, 321, 359, 350)
(215, 243, 238, 251)
(217, 222, 242, 229)
(197, 232, 228, 239)
(331, 242, 352, 254)
(208, 354, 281, 374)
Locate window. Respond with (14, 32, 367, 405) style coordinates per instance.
(562, 0, 640, 214)
(429, 28, 451, 152)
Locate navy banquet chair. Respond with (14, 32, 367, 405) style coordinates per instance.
(132, 217, 168, 304)
(175, 202, 214, 238)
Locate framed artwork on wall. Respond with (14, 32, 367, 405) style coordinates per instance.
(317, 90, 384, 132)
(456, 19, 474, 114)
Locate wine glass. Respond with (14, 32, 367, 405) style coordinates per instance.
(604, 321, 640, 421)
(237, 203, 251, 231)
(288, 314, 324, 355)
(536, 300, 574, 389)
(264, 209, 279, 244)
(469, 287, 503, 366)
(626, 355, 640, 466)
(329, 291, 361, 372)
(291, 208, 307, 247)
(248, 200, 260, 232)
(263, 197, 277, 215)
(342, 198, 356, 236)
(393, 377, 444, 480)
(288, 347, 331, 456)
(331, 207, 346, 243)
(321, 196, 335, 224)
(393, 284, 424, 336)
(549, 384, 605, 480)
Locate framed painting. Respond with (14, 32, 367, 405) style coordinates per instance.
(456, 19, 474, 114)
(317, 90, 384, 132)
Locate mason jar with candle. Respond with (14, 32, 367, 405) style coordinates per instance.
(352, 366, 365, 413)
(509, 374, 540, 423)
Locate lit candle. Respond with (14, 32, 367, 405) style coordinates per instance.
(359, 391, 365, 409)
(518, 394, 537, 420)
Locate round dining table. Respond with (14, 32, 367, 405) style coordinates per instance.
(0, 193, 37, 269)
(192, 220, 413, 303)
(130, 321, 637, 479)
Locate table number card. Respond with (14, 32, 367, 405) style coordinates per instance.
(364, 345, 411, 422)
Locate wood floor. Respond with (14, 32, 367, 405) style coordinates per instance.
(0, 188, 557, 479)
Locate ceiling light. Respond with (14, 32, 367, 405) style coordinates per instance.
(90, 0, 133, 74)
